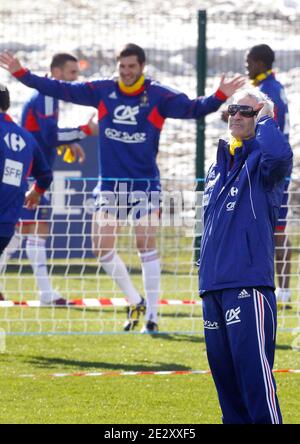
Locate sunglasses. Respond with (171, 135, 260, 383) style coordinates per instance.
(227, 104, 259, 118)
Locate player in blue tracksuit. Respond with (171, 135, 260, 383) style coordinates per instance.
(199, 88, 293, 424)
(0, 44, 244, 330)
(246, 44, 292, 305)
(0, 84, 52, 256)
(0, 53, 97, 305)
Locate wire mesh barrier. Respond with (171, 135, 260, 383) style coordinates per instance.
(0, 2, 300, 335)
(204, 11, 300, 172)
(0, 3, 199, 180)
(2, 5, 299, 177)
(0, 178, 299, 335)
(0, 178, 200, 334)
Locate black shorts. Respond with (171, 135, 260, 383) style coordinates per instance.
(0, 236, 12, 256)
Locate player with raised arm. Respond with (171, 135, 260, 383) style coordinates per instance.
(0, 53, 98, 305)
(0, 44, 244, 330)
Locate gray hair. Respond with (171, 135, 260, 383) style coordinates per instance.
(232, 88, 274, 117)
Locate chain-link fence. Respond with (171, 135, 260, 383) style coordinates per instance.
(0, 2, 199, 180)
(205, 11, 300, 171)
(0, 2, 300, 333)
(1, 3, 299, 178)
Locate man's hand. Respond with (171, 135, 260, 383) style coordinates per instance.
(69, 143, 86, 163)
(0, 51, 23, 74)
(255, 101, 274, 123)
(86, 113, 98, 136)
(24, 187, 42, 210)
(218, 74, 245, 99)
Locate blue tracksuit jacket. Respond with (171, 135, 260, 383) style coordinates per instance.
(199, 116, 293, 295)
(0, 113, 52, 237)
(14, 68, 226, 189)
(21, 85, 91, 168)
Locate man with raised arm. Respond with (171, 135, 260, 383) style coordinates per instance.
(0, 44, 244, 331)
(199, 89, 292, 423)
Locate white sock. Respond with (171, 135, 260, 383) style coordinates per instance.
(0, 233, 22, 295)
(100, 250, 141, 305)
(0, 233, 22, 274)
(26, 235, 53, 296)
(275, 287, 291, 303)
(139, 250, 160, 324)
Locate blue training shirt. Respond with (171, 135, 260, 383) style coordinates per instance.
(0, 113, 52, 237)
(14, 69, 227, 189)
(199, 117, 293, 294)
(21, 84, 91, 168)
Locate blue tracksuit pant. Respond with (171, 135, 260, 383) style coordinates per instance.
(202, 287, 282, 424)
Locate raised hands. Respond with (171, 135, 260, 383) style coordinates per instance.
(0, 51, 23, 74)
(68, 143, 86, 164)
(255, 101, 274, 122)
(86, 113, 99, 136)
(218, 73, 245, 98)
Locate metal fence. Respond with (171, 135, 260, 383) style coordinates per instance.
(0, 3, 300, 334)
(0, 3, 299, 179)
(204, 11, 300, 165)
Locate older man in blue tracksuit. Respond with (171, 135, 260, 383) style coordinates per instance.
(199, 89, 292, 424)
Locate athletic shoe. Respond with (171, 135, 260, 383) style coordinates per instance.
(0, 292, 5, 301)
(277, 301, 292, 310)
(123, 296, 146, 331)
(141, 320, 159, 334)
(53, 298, 74, 306)
(40, 298, 74, 307)
(40, 291, 73, 306)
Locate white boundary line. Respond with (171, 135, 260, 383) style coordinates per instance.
(18, 369, 300, 379)
(0, 298, 202, 308)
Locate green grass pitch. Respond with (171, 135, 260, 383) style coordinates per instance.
(0, 268, 299, 424)
(1, 228, 300, 424)
(0, 331, 299, 424)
